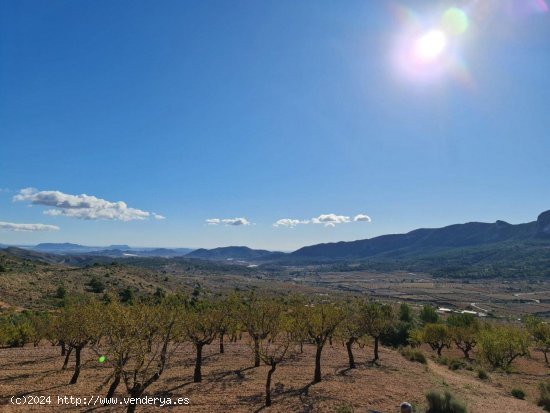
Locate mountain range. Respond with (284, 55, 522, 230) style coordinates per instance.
(2, 243, 194, 257)
(1, 210, 549, 278)
(172, 210, 550, 262)
(186, 246, 284, 261)
(289, 210, 550, 260)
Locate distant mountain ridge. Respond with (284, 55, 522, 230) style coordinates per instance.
(34, 242, 89, 251)
(2, 210, 548, 266)
(2, 243, 194, 257)
(290, 210, 550, 260)
(186, 246, 284, 261)
(2, 210, 549, 279)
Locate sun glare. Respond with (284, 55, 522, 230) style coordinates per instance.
(392, 5, 470, 84)
(414, 30, 447, 61)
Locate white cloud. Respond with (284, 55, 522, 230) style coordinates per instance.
(274, 213, 372, 228)
(206, 217, 251, 226)
(0, 221, 60, 232)
(354, 214, 372, 222)
(224, 218, 250, 226)
(273, 219, 310, 228)
(312, 214, 351, 227)
(13, 188, 164, 222)
(153, 213, 166, 220)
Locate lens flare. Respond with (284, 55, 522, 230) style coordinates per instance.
(414, 30, 447, 61)
(508, 0, 549, 16)
(536, 0, 550, 12)
(442, 7, 469, 35)
(390, 5, 474, 85)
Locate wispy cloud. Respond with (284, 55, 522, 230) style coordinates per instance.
(206, 217, 251, 226)
(274, 213, 372, 228)
(13, 188, 165, 221)
(273, 218, 310, 228)
(0, 221, 60, 232)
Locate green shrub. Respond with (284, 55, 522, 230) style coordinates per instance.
(400, 347, 427, 364)
(55, 285, 67, 299)
(435, 356, 448, 366)
(426, 390, 468, 413)
(0, 315, 35, 348)
(448, 359, 466, 371)
(119, 287, 134, 303)
(87, 277, 105, 293)
(420, 305, 439, 324)
(511, 388, 525, 400)
(399, 303, 414, 322)
(477, 368, 489, 380)
(538, 381, 550, 411)
(381, 321, 414, 348)
(335, 404, 354, 413)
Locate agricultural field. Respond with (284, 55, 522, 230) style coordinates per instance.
(1, 338, 548, 412)
(286, 270, 550, 320)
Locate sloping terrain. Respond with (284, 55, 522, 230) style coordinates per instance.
(186, 246, 284, 261)
(0, 250, 259, 310)
(292, 210, 550, 260)
(0, 341, 545, 412)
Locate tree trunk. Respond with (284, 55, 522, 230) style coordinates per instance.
(60, 341, 66, 356)
(544, 351, 549, 364)
(265, 362, 276, 406)
(194, 343, 203, 383)
(437, 345, 442, 357)
(126, 389, 143, 413)
(313, 344, 323, 383)
(105, 371, 121, 399)
(300, 341, 303, 353)
(373, 336, 379, 362)
(346, 338, 356, 369)
(62, 346, 73, 370)
(219, 334, 224, 354)
(254, 337, 260, 367)
(69, 346, 82, 384)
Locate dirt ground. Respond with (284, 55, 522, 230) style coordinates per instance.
(0, 340, 548, 413)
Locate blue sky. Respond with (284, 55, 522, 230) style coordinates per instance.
(1, 0, 549, 250)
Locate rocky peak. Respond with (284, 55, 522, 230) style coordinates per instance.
(535, 210, 550, 238)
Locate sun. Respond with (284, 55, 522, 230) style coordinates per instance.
(392, 6, 473, 84)
(414, 30, 447, 61)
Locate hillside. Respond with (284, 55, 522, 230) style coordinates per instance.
(6, 243, 194, 257)
(291, 210, 550, 261)
(0, 249, 259, 310)
(186, 246, 283, 261)
(0, 339, 547, 412)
